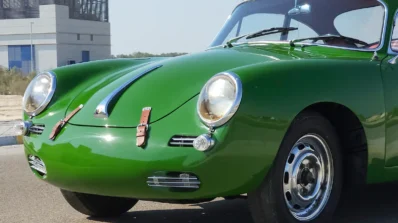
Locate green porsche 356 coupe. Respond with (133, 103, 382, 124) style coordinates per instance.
(21, 0, 398, 222)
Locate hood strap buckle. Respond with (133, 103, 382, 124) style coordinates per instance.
(136, 107, 152, 147)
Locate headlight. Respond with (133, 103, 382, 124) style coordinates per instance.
(197, 72, 242, 127)
(23, 72, 56, 116)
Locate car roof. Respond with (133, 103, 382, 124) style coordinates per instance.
(236, 0, 397, 13)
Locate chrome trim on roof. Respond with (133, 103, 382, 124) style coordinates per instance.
(376, 0, 388, 52)
(94, 64, 162, 118)
(388, 9, 398, 55)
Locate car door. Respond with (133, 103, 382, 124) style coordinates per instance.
(381, 12, 398, 167)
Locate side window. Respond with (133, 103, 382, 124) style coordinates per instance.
(239, 13, 285, 41)
(334, 6, 384, 47)
(391, 14, 398, 52)
(288, 19, 318, 40)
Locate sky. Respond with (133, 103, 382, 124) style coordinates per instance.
(109, 0, 241, 55)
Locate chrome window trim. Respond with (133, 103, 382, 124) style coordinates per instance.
(388, 9, 398, 55)
(197, 71, 243, 128)
(94, 64, 163, 118)
(208, 0, 388, 53)
(23, 71, 57, 117)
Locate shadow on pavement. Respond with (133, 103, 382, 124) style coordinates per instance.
(334, 183, 398, 223)
(89, 199, 252, 223)
(89, 184, 398, 223)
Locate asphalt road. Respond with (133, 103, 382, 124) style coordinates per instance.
(1, 145, 398, 223)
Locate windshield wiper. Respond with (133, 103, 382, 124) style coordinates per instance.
(225, 27, 298, 48)
(290, 34, 369, 48)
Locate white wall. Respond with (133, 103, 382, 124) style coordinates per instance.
(57, 44, 110, 67)
(0, 5, 58, 72)
(0, 33, 56, 46)
(36, 45, 57, 72)
(0, 18, 56, 36)
(55, 5, 111, 67)
(0, 46, 8, 68)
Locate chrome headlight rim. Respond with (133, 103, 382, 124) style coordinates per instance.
(197, 71, 243, 128)
(23, 71, 57, 116)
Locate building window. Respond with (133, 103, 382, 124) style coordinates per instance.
(91, 34, 94, 41)
(77, 34, 80, 40)
(8, 45, 35, 74)
(82, 51, 90, 63)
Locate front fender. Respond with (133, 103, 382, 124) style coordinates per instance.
(227, 59, 385, 184)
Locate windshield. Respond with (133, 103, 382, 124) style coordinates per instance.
(211, 0, 385, 50)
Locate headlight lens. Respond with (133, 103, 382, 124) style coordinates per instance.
(197, 72, 242, 127)
(23, 72, 56, 116)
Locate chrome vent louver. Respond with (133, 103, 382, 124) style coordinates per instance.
(168, 135, 197, 147)
(29, 124, 45, 135)
(28, 155, 47, 176)
(147, 173, 201, 190)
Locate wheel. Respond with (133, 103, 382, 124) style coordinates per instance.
(248, 111, 343, 223)
(61, 189, 138, 217)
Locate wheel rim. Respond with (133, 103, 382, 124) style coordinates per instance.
(283, 134, 334, 222)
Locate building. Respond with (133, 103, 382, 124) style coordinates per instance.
(0, 0, 111, 74)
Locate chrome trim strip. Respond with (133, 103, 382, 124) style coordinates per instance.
(28, 124, 45, 135)
(30, 125, 44, 130)
(376, 0, 388, 52)
(28, 160, 44, 168)
(30, 128, 43, 130)
(231, 0, 252, 14)
(94, 65, 163, 118)
(169, 142, 195, 146)
(24, 71, 57, 117)
(388, 9, 398, 55)
(28, 156, 47, 175)
(147, 175, 200, 189)
(30, 126, 44, 130)
(148, 176, 198, 180)
(30, 165, 47, 175)
(171, 137, 196, 141)
(146, 181, 201, 185)
(208, 0, 388, 53)
(29, 130, 44, 134)
(147, 184, 200, 189)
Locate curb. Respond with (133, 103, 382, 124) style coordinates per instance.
(0, 135, 23, 147)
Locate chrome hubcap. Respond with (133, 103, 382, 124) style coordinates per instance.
(283, 134, 333, 221)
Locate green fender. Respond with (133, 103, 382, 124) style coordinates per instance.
(228, 58, 386, 184)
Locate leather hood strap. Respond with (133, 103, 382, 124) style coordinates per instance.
(49, 104, 83, 141)
(136, 107, 151, 147)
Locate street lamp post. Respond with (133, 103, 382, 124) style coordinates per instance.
(30, 22, 34, 74)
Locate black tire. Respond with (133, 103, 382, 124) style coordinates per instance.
(61, 189, 138, 217)
(248, 111, 343, 223)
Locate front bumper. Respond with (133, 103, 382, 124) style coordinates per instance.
(23, 98, 272, 200)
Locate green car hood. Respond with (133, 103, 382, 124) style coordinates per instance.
(65, 47, 281, 127)
(65, 43, 368, 127)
